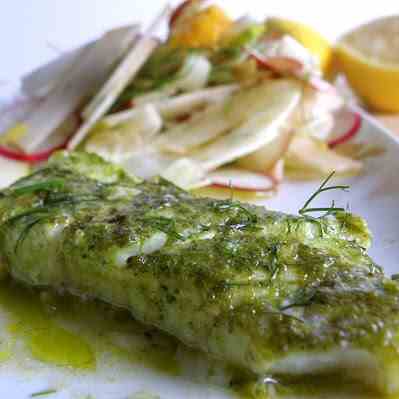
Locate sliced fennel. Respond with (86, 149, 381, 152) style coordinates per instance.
(122, 147, 177, 180)
(285, 134, 363, 179)
(296, 113, 334, 141)
(106, 84, 237, 129)
(157, 80, 300, 154)
(68, 6, 170, 150)
(17, 25, 140, 153)
(206, 167, 276, 191)
(174, 53, 212, 91)
(191, 79, 302, 171)
(155, 101, 236, 154)
(236, 122, 293, 174)
(21, 25, 140, 98)
(120, 53, 213, 110)
(84, 105, 162, 163)
(160, 158, 206, 190)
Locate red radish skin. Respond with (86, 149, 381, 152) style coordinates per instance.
(0, 111, 81, 164)
(249, 50, 304, 75)
(328, 111, 362, 148)
(268, 159, 285, 185)
(0, 140, 68, 163)
(169, 0, 194, 28)
(207, 169, 276, 192)
(249, 49, 336, 93)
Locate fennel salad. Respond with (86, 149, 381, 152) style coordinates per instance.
(0, 1, 377, 196)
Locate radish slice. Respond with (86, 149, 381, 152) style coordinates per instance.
(169, 0, 208, 28)
(268, 159, 285, 184)
(0, 141, 67, 164)
(328, 108, 362, 148)
(0, 112, 79, 162)
(207, 167, 276, 192)
(249, 45, 334, 93)
(0, 110, 80, 163)
(250, 49, 304, 75)
(169, 0, 194, 27)
(18, 26, 141, 153)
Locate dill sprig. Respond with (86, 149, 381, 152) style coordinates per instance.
(298, 172, 349, 218)
(280, 286, 318, 311)
(30, 388, 57, 397)
(12, 179, 65, 196)
(142, 216, 185, 241)
(8, 192, 103, 254)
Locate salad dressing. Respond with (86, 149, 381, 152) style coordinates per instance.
(0, 280, 179, 375)
(0, 281, 396, 399)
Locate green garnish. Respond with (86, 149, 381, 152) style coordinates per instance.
(212, 200, 259, 231)
(280, 286, 318, 311)
(9, 192, 104, 254)
(299, 172, 349, 217)
(30, 389, 57, 397)
(229, 25, 265, 49)
(12, 179, 65, 196)
(142, 216, 185, 241)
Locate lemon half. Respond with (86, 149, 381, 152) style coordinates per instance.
(335, 16, 399, 113)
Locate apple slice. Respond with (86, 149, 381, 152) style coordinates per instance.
(207, 167, 276, 192)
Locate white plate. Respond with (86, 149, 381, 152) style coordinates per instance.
(0, 78, 399, 399)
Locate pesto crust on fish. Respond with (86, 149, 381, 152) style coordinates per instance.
(0, 152, 398, 394)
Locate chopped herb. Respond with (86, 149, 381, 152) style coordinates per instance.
(280, 286, 318, 311)
(268, 243, 281, 280)
(229, 25, 265, 49)
(222, 281, 253, 288)
(299, 172, 349, 218)
(12, 179, 65, 196)
(30, 389, 57, 397)
(143, 216, 185, 241)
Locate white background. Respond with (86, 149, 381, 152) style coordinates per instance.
(0, 0, 398, 86)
